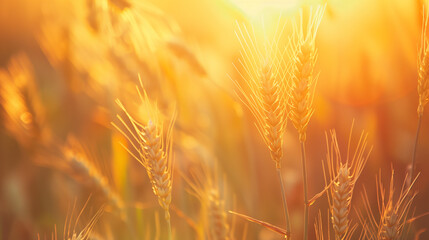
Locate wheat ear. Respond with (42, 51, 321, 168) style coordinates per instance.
(412, 4, 429, 182)
(113, 76, 176, 239)
(289, 6, 325, 240)
(232, 18, 291, 236)
(232, 19, 289, 169)
(357, 170, 418, 240)
(63, 137, 125, 218)
(289, 6, 324, 143)
(418, 5, 429, 116)
(183, 163, 230, 240)
(324, 126, 371, 240)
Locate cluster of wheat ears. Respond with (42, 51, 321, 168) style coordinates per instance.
(2, 1, 429, 240)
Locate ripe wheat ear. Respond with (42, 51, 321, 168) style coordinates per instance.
(323, 126, 371, 240)
(356, 170, 418, 240)
(113, 75, 176, 239)
(231, 17, 292, 237)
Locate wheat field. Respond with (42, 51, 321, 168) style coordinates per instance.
(0, 0, 429, 239)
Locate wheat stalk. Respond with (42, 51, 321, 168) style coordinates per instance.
(207, 188, 230, 240)
(231, 17, 291, 236)
(324, 126, 371, 240)
(113, 76, 176, 239)
(289, 6, 325, 240)
(62, 137, 125, 218)
(357, 170, 417, 240)
(183, 163, 230, 240)
(412, 4, 429, 182)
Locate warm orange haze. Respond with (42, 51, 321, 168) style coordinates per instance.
(0, 0, 429, 239)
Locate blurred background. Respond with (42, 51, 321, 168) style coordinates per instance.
(0, 0, 428, 239)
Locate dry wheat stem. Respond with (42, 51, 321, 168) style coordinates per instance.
(232, 17, 291, 235)
(300, 142, 309, 240)
(276, 169, 291, 238)
(410, 115, 422, 182)
(113, 76, 176, 240)
(324, 126, 371, 240)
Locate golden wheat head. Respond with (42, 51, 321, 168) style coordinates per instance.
(323, 126, 371, 239)
(418, 6, 429, 116)
(113, 76, 176, 221)
(232, 18, 289, 169)
(183, 162, 230, 240)
(357, 170, 417, 240)
(289, 6, 325, 143)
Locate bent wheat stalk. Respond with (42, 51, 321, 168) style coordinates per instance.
(113, 76, 176, 240)
(289, 6, 325, 240)
(231, 17, 291, 236)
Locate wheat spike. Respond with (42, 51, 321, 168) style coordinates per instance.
(207, 188, 230, 240)
(357, 170, 417, 240)
(183, 163, 230, 240)
(232, 17, 289, 169)
(289, 6, 324, 143)
(418, 5, 429, 116)
(62, 137, 125, 218)
(113, 76, 176, 222)
(324, 126, 371, 239)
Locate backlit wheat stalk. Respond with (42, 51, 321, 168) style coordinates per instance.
(184, 163, 230, 240)
(289, 6, 324, 144)
(412, 4, 429, 182)
(232, 19, 289, 169)
(289, 6, 325, 240)
(231, 17, 291, 236)
(113, 76, 176, 239)
(357, 171, 417, 240)
(323, 127, 371, 239)
(62, 137, 125, 218)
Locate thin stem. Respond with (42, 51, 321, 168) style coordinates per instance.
(277, 169, 291, 238)
(300, 142, 309, 240)
(166, 212, 172, 240)
(411, 114, 423, 181)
